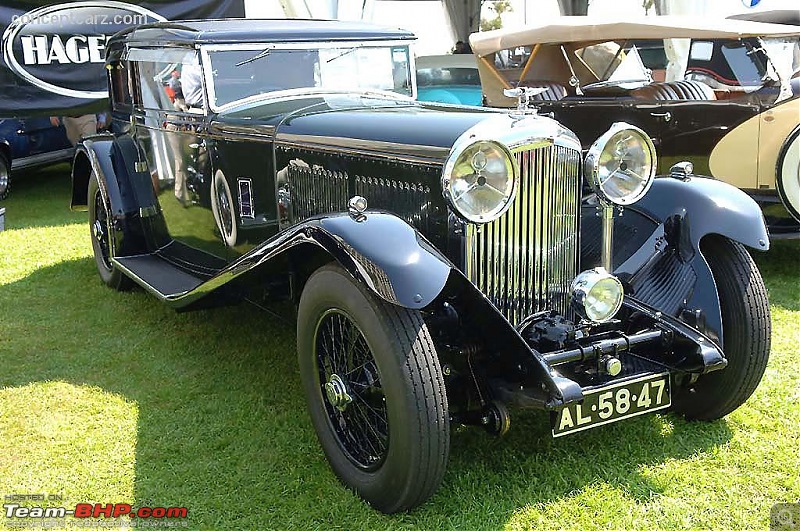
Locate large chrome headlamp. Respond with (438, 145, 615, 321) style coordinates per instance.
(442, 140, 518, 223)
(571, 268, 624, 323)
(585, 123, 657, 205)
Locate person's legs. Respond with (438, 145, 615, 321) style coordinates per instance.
(63, 115, 98, 145)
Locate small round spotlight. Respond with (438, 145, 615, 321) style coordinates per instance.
(571, 268, 624, 323)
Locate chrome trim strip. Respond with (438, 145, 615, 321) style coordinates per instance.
(277, 134, 451, 162)
(11, 148, 73, 169)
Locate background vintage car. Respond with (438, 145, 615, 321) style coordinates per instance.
(0, 116, 72, 200)
(470, 16, 800, 238)
(415, 54, 483, 105)
(71, 19, 772, 513)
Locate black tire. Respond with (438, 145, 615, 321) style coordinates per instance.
(672, 236, 770, 420)
(0, 152, 10, 201)
(297, 264, 449, 513)
(88, 171, 133, 291)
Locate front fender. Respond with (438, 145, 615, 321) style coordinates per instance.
(190, 212, 453, 311)
(611, 174, 769, 348)
(316, 213, 452, 309)
(634, 176, 770, 255)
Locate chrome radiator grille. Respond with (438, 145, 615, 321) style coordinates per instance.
(465, 144, 582, 325)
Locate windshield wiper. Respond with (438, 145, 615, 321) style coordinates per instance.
(326, 45, 362, 63)
(236, 46, 273, 67)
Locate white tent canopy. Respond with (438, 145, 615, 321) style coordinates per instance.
(470, 15, 800, 56)
(441, 0, 481, 42)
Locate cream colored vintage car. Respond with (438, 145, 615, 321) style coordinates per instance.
(469, 16, 800, 237)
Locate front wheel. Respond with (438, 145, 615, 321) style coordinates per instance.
(297, 264, 449, 513)
(672, 236, 770, 420)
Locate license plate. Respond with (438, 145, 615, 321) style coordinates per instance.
(552, 372, 672, 437)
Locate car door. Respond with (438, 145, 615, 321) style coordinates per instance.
(15, 118, 47, 155)
(538, 97, 761, 179)
(640, 100, 762, 178)
(129, 47, 227, 270)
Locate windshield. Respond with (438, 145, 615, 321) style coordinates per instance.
(574, 42, 650, 84)
(686, 38, 768, 88)
(417, 67, 480, 87)
(721, 43, 764, 86)
(492, 41, 650, 88)
(202, 42, 414, 109)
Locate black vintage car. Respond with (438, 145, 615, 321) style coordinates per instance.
(471, 16, 800, 238)
(71, 19, 771, 513)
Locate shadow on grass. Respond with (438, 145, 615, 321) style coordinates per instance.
(0, 163, 86, 230)
(0, 256, 734, 530)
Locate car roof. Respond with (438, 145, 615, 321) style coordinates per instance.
(469, 15, 800, 56)
(111, 18, 415, 47)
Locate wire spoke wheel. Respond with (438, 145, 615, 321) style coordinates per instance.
(298, 264, 449, 513)
(92, 187, 113, 271)
(315, 309, 388, 471)
(87, 170, 132, 291)
(672, 236, 770, 420)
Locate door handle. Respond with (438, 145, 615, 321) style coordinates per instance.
(650, 111, 672, 122)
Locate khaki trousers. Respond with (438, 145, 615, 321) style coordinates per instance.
(63, 115, 97, 145)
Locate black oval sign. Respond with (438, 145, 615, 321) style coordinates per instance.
(2, 1, 165, 99)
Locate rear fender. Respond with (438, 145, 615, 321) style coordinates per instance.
(71, 137, 116, 212)
(72, 135, 158, 214)
(71, 135, 151, 256)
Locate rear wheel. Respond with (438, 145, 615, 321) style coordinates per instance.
(0, 153, 10, 200)
(777, 126, 800, 222)
(210, 170, 237, 247)
(672, 236, 770, 420)
(297, 263, 449, 513)
(88, 171, 132, 291)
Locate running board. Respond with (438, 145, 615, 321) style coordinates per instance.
(113, 255, 204, 299)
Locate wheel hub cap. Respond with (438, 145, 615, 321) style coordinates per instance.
(325, 374, 352, 411)
(93, 220, 104, 242)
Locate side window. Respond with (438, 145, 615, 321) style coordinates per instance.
(108, 61, 132, 111)
(127, 48, 204, 113)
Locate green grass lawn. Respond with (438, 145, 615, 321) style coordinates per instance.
(1, 165, 798, 530)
